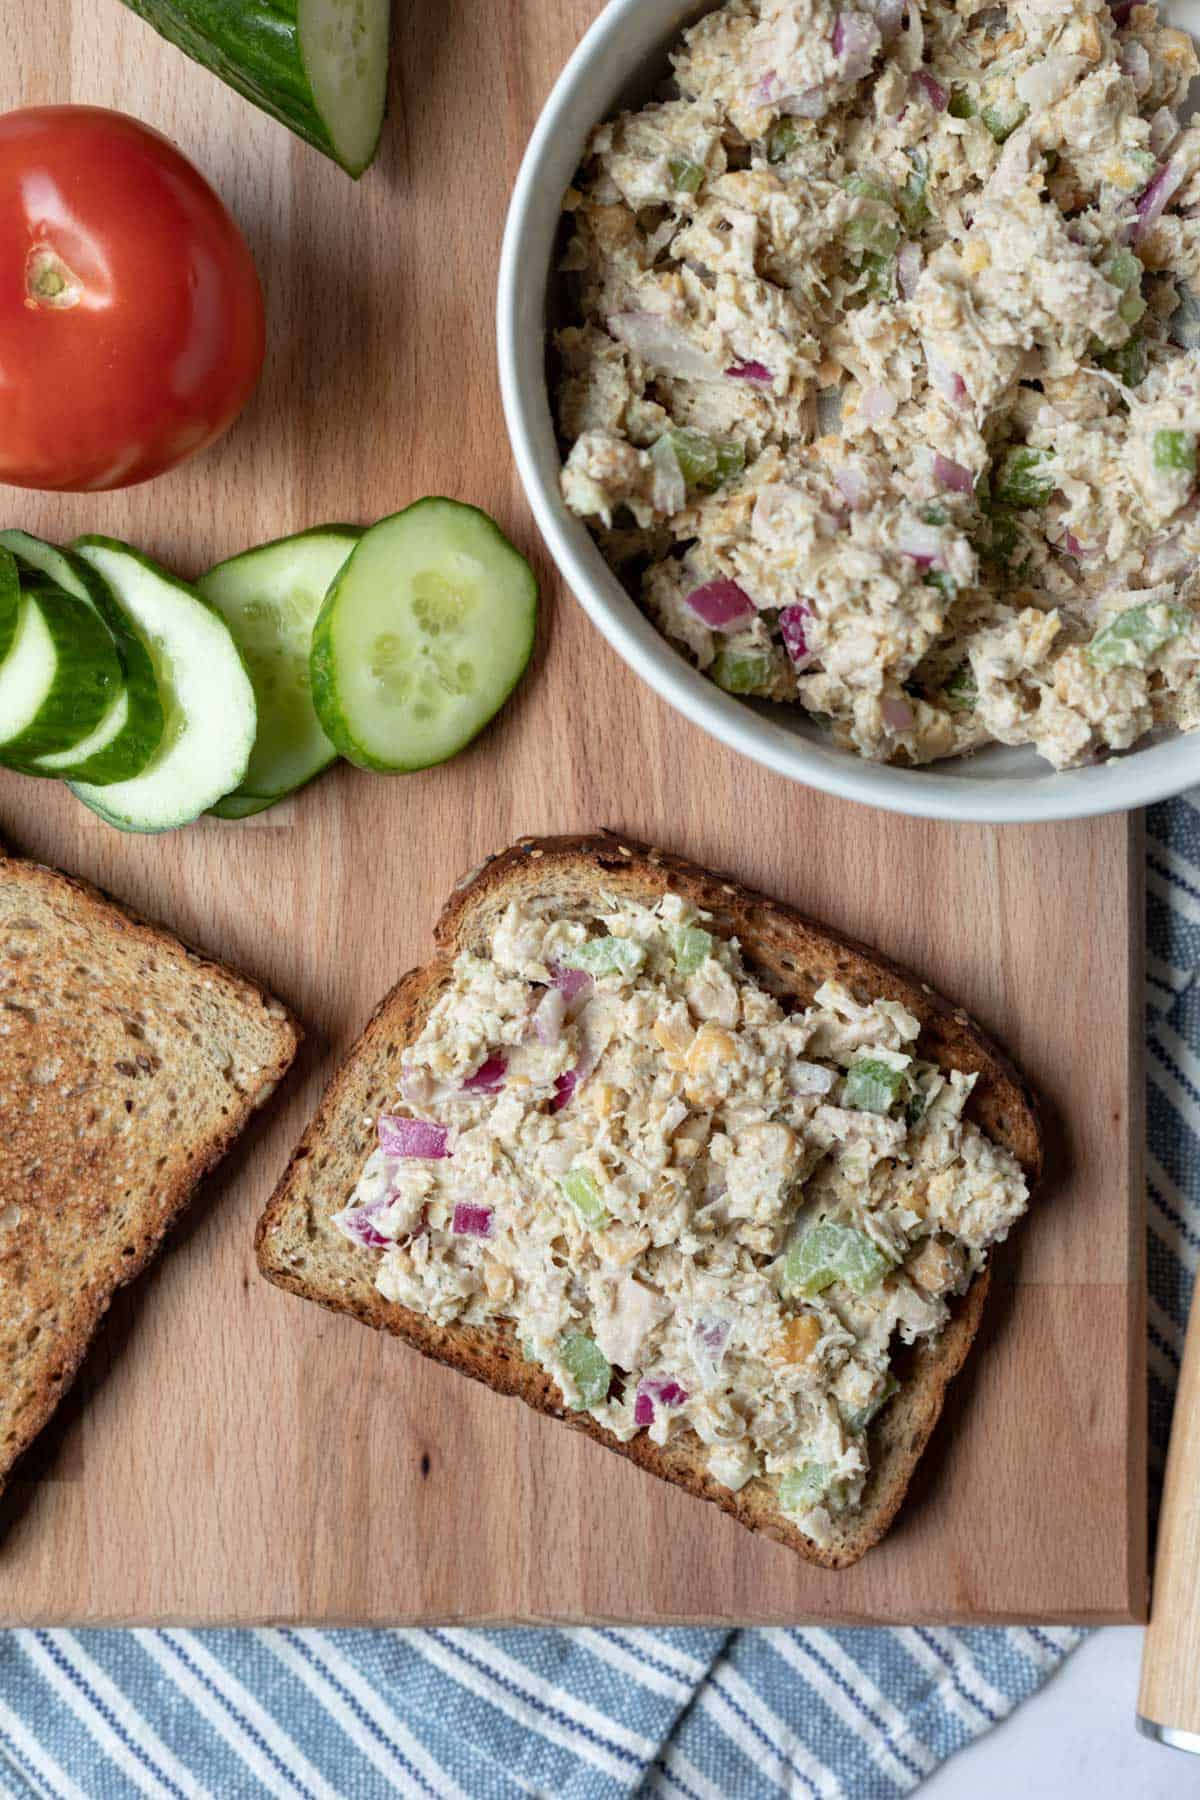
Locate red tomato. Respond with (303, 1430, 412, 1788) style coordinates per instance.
(0, 107, 265, 492)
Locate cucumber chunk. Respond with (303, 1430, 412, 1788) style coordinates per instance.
(0, 549, 17, 666)
(199, 526, 358, 803)
(0, 579, 122, 768)
(310, 498, 537, 772)
(0, 530, 165, 784)
(119, 0, 392, 177)
(70, 538, 256, 834)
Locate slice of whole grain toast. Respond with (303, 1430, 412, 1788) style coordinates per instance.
(0, 846, 300, 1491)
(257, 832, 1041, 1568)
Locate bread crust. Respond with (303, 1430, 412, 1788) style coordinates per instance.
(1, 849, 301, 1491)
(256, 831, 1040, 1567)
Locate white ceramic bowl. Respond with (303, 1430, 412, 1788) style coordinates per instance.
(497, 0, 1200, 821)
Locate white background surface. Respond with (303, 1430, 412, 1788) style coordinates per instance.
(920, 1631, 1200, 1797)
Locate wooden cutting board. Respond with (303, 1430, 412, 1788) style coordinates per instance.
(0, 1, 1146, 1626)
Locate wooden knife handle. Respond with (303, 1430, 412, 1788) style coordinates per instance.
(1138, 1284, 1200, 1753)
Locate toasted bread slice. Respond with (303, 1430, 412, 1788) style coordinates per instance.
(0, 847, 300, 1491)
(257, 832, 1040, 1567)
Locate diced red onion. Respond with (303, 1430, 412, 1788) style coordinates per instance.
(927, 352, 968, 407)
(550, 1069, 577, 1112)
(692, 1317, 732, 1382)
(1134, 159, 1185, 242)
(898, 518, 944, 564)
(753, 70, 778, 105)
(1150, 108, 1179, 160)
(834, 464, 870, 510)
(684, 578, 756, 629)
(897, 241, 923, 299)
(1118, 40, 1151, 93)
(833, 12, 881, 82)
(873, 0, 906, 37)
(933, 452, 973, 494)
(332, 1204, 393, 1251)
(779, 603, 812, 668)
(550, 962, 593, 1005)
(725, 359, 774, 383)
(780, 87, 830, 119)
(860, 384, 898, 425)
(1108, 0, 1134, 23)
(452, 1203, 494, 1238)
(608, 311, 722, 381)
(882, 695, 915, 733)
(1062, 531, 1088, 559)
(379, 1116, 449, 1159)
(634, 1376, 689, 1426)
(910, 70, 947, 112)
(532, 987, 565, 1046)
(462, 1055, 506, 1095)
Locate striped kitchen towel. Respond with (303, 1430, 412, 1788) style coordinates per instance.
(0, 794, 1193, 1800)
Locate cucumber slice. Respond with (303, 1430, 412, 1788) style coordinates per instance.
(208, 790, 281, 819)
(0, 580, 122, 768)
(69, 538, 256, 834)
(310, 498, 538, 772)
(0, 530, 165, 785)
(198, 526, 358, 803)
(0, 549, 17, 666)
(119, 0, 391, 177)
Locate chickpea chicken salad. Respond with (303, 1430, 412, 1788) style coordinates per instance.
(336, 891, 1028, 1545)
(554, 0, 1200, 771)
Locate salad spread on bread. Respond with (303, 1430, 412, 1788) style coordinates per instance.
(554, 0, 1200, 771)
(338, 892, 1027, 1546)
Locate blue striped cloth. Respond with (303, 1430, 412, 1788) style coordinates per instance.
(3, 795, 1194, 1800)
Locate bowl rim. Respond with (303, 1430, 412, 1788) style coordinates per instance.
(496, 0, 1200, 823)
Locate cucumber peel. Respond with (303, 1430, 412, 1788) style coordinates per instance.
(119, 0, 392, 177)
(70, 538, 256, 834)
(199, 524, 357, 804)
(0, 530, 165, 785)
(0, 549, 17, 666)
(0, 580, 122, 770)
(310, 498, 538, 773)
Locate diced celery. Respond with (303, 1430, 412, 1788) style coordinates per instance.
(1153, 429, 1197, 474)
(557, 1166, 611, 1229)
(559, 1332, 612, 1409)
(845, 213, 901, 259)
(994, 446, 1055, 508)
(844, 172, 893, 204)
(859, 249, 898, 302)
(843, 1056, 905, 1114)
(1088, 601, 1191, 671)
(784, 1221, 895, 1297)
(1106, 250, 1142, 293)
(948, 90, 976, 120)
(668, 156, 704, 194)
(663, 427, 718, 488)
(561, 937, 647, 978)
(943, 661, 977, 712)
(1120, 290, 1148, 327)
(923, 569, 957, 603)
(779, 1460, 846, 1515)
(1098, 333, 1148, 389)
(842, 1372, 900, 1434)
(713, 440, 746, 486)
(712, 649, 774, 693)
(919, 504, 947, 526)
(980, 98, 1028, 144)
(767, 118, 802, 164)
(897, 162, 930, 232)
(670, 923, 714, 975)
(659, 428, 744, 491)
(972, 506, 1020, 566)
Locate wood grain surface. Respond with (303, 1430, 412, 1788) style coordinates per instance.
(0, 1, 1146, 1625)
